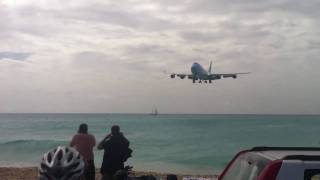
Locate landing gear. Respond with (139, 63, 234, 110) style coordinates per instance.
(204, 81, 207, 83)
(199, 80, 202, 83)
(209, 80, 212, 83)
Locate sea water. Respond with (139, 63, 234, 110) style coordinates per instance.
(0, 114, 319, 174)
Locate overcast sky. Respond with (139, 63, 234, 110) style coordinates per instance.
(0, 0, 319, 114)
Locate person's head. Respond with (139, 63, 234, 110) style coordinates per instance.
(111, 125, 120, 135)
(78, 123, 88, 134)
(38, 146, 85, 180)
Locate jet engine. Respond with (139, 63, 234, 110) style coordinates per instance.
(179, 75, 186, 79)
(170, 74, 176, 78)
(209, 75, 221, 80)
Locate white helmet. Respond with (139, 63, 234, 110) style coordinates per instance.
(39, 146, 85, 180)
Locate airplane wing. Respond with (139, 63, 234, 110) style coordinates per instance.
(170, 73, 193, 80)
(210, 72, 250, 79)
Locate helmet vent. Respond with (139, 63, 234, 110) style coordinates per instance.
(47, 153, 52, 163)
(67, 153, 73, 162)
(57, 150, 63, 160)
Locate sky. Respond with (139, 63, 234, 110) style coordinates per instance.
(0, 0, 319, 114)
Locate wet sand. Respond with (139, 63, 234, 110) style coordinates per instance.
(0, 167, 217, 180)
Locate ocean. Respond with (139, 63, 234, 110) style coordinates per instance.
(0, 114, 319, 174)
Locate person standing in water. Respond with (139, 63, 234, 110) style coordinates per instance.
(70, 123, 96, 180)
(98, 125, 132, 180)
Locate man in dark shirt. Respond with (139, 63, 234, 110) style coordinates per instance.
(98, 125, 131, 180)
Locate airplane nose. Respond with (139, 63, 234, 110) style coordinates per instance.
(191, 63, 197, 73)
(191, 63, 198, 68)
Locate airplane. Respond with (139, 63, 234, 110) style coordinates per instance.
(170, 61, 250, 83)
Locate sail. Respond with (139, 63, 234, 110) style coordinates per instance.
(151, 107, 158, 115)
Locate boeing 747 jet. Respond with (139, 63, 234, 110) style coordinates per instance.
(170, 62, 250, 83)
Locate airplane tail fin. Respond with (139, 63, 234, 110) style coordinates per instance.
(208, 61, 212, 74)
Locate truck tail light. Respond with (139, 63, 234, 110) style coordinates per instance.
(258, 160, 282, 180)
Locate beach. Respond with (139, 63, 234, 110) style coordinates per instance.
(0, 167, 217, 180)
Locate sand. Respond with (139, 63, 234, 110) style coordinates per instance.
(0, 167, 217, 180)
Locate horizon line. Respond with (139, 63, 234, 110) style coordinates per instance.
(0, 113, 319, 116)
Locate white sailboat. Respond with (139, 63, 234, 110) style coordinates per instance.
(151, 107, 158, 115)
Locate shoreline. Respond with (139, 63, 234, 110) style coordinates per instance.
(0, 167, 218, 180)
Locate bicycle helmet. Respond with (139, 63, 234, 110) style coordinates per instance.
(39, 146, 85, 180)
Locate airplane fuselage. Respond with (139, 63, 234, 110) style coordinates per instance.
(191, 62, 209, 80)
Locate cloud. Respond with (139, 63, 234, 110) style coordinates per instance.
(47, 2, 179, 32)
(177, 0, 320, 19)
(0, 51, 31, 61)
(179, 31, 221, 43)
(72, 50, 164, 78)
(0, 0, 320, 113)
